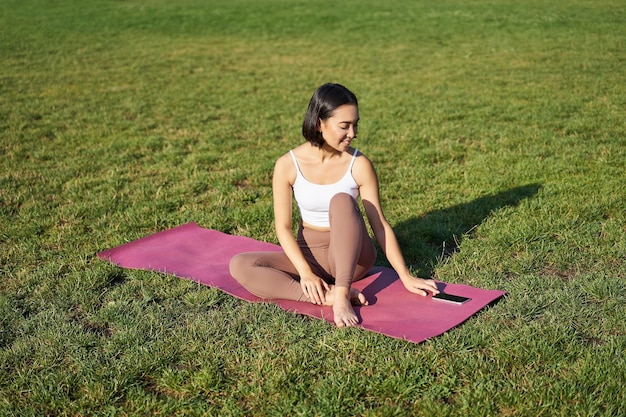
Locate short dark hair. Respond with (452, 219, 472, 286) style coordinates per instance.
(302, 83, 358, 148)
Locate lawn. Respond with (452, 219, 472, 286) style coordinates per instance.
(1, 0, 625, 415)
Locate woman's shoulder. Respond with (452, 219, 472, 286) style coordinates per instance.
(351, 149, 377, 185)
(352, 148, 373, 167)
(287, 143, 311, 159)
(274, 150, 297, 182)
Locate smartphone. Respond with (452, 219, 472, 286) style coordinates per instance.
(432, 292, 471, 304)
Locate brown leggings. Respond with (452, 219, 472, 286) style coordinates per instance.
(229, 193, 377, 302)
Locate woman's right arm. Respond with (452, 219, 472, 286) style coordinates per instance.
(272, 154, 329, 304)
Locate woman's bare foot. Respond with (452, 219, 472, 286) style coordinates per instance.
(349, 287, 369, 306)
(322, 286, 368, 327)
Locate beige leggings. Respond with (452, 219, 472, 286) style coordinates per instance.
(229, 193, 377, 302)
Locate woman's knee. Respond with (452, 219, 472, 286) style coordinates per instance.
(330, 192, 356, 209)
(229, 253, 252, 283)
(329, 193, 359, 220)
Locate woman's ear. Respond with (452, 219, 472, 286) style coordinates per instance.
(317, 118, 322, 132)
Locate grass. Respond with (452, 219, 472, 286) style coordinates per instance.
(1, 0, 625, 415)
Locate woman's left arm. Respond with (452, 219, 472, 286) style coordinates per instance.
(355, 155, 439, 296)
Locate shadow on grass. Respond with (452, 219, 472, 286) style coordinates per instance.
(388, 183, 542, 278)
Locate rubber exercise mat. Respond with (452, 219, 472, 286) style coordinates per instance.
(98, 222, 506, 344)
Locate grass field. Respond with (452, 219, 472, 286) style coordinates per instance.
(1, 0, 625, 415)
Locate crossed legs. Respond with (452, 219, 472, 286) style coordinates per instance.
(229, 193, 376, 326)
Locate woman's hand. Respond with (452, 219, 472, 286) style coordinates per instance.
(401, 276, 440, 297)
(300, 273, 331, 305)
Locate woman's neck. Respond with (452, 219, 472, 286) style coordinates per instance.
(312, 142, 343, 161)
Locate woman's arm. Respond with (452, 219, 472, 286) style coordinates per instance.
(272, 154, 330, 304)
(354, 155, 439, 296)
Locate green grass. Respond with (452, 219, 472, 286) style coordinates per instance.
(1, 0, 625, 415)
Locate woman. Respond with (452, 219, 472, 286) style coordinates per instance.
(229, 83, 439, 327)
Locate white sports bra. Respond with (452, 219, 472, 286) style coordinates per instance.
(290, 149, 359, 228)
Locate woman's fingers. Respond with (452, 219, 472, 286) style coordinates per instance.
(301, 276, 330, 304)
(406, 278, 440, 296)
(422, 279, 439, 294)
(302, 282, 325, 304)
(308, 286, 319, 304)
(316, 287, 326, 304)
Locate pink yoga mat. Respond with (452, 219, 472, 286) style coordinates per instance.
(98, 222, 506, 344)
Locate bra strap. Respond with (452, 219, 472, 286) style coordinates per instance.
(289, 150, 302, 175)
(348, 148, 358, 171)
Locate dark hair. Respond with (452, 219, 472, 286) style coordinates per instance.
(302, 83, 358, 148)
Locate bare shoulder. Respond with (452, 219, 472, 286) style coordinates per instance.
(288, 143, 314, 162)
(352, 148, 372, 165)
(275, 150, 292, 166)
(273, 150, 297, 184)
(352, 150, 377, 184)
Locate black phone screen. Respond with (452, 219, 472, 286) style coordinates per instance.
(432, 292, 471, 304)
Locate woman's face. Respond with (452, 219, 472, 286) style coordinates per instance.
(318, 104, 359, 153)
